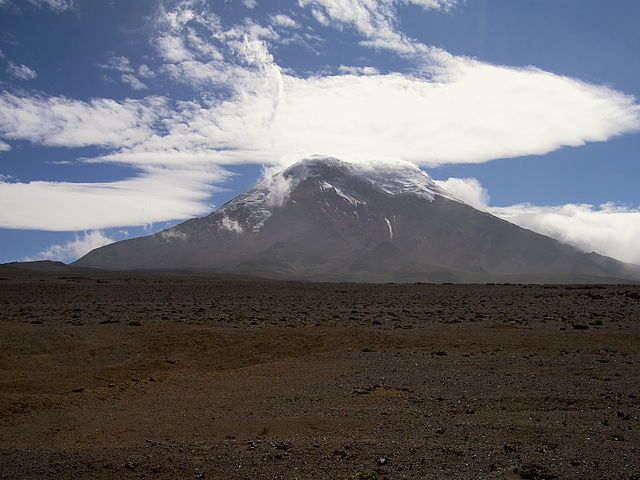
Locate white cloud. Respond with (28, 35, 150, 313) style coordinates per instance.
(0, 0, 638, 244)
(100, 57, 154, 89)
(28, 231, 115, 263)
(431, 177, 640, 265)
(0, 166, 230, 231)
(269, 14, 299, 29)
(434, 177, 489, 210)
(298, 0, 456, 56)
(137, 64, 156, 78)
(100, 55, 134, 73)
(121, 73, 148, 90)
(261, 166, 295, 207)
(7, 62, 37, 81)
(23, 0, 75, 11)
(490, 203, 640, 265)
(156, 34, 194, 63)
(86, 63, 639, 170)
(0, 0, 76, 12)
(337, 65, 379, 75)
(2, 53, 637, 233)
(261, 66, 639, 166)
(242, 0, 258, 8)
(0, 140, 10, 151)
(0, 92, 166, 148)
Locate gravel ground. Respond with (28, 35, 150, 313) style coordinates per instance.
(1, 271, 639, 479)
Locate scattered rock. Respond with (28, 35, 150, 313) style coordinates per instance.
(506, 464, 558, 480)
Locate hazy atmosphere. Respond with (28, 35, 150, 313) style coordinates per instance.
(1, 0, 639, 263)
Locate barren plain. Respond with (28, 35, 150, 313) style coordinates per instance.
(1, 269, 639, 479)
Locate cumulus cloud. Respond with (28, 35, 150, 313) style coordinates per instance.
(337, 65, 379, 75)
(434, 177, 489, 210)
(0, 140, 10, 151)
(156, 34, 194, 63)
(492, 203, 640, 265)
(121, 73, 148, 90)
(100, 55, 134, 73)
(138, 64, 156, 78)
(433, 177, 640, 265)
(28, 231, 115, 263)
(269, 14, 299, 29)
(6, 62, 37, 81)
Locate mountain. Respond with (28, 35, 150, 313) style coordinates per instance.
(73, 156, 640, 283)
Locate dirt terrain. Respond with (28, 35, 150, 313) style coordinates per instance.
(1, 270, 639, 479)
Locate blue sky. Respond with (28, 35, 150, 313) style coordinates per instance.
(0, 0, 639, 264)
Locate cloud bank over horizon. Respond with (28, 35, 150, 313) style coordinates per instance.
(435, 176, 640, 265)
(1, 0, 639, 265)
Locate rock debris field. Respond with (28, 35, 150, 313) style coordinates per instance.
(1, 270, 639, 479)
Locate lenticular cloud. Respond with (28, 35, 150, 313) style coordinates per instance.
(261, 60, 640, 167)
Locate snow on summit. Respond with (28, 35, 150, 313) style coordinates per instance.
(217, 156, 453, 233)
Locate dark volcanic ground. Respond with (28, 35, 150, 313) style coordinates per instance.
(1, 270, 639, 479)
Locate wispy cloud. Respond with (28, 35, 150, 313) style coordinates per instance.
(121, 73, 148, 90)
(28, 0, 76, 12)
(1, 0, 76, 12)
(299, 0, 457, 56)
(269, 14, 299, 29)
(6, 61, 37, 80)
(99, 56, 154, 90)
(99, 55, 134, 73)
(0, 93, 166, 148)
(0, 166, 230, 230)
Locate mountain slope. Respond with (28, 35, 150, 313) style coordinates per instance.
(73, 156, 640, 283)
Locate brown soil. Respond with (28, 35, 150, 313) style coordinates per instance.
(1, 272, 639, 479)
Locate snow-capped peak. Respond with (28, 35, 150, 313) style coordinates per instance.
(217, 155, 449, 232)
(283, 155, 448, 197)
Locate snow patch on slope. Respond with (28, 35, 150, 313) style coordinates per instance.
(384, 217, 393, 240)
(218, 215, 244, 233)
(161, 229, 187, 241)
(217, 155, 453, 233)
